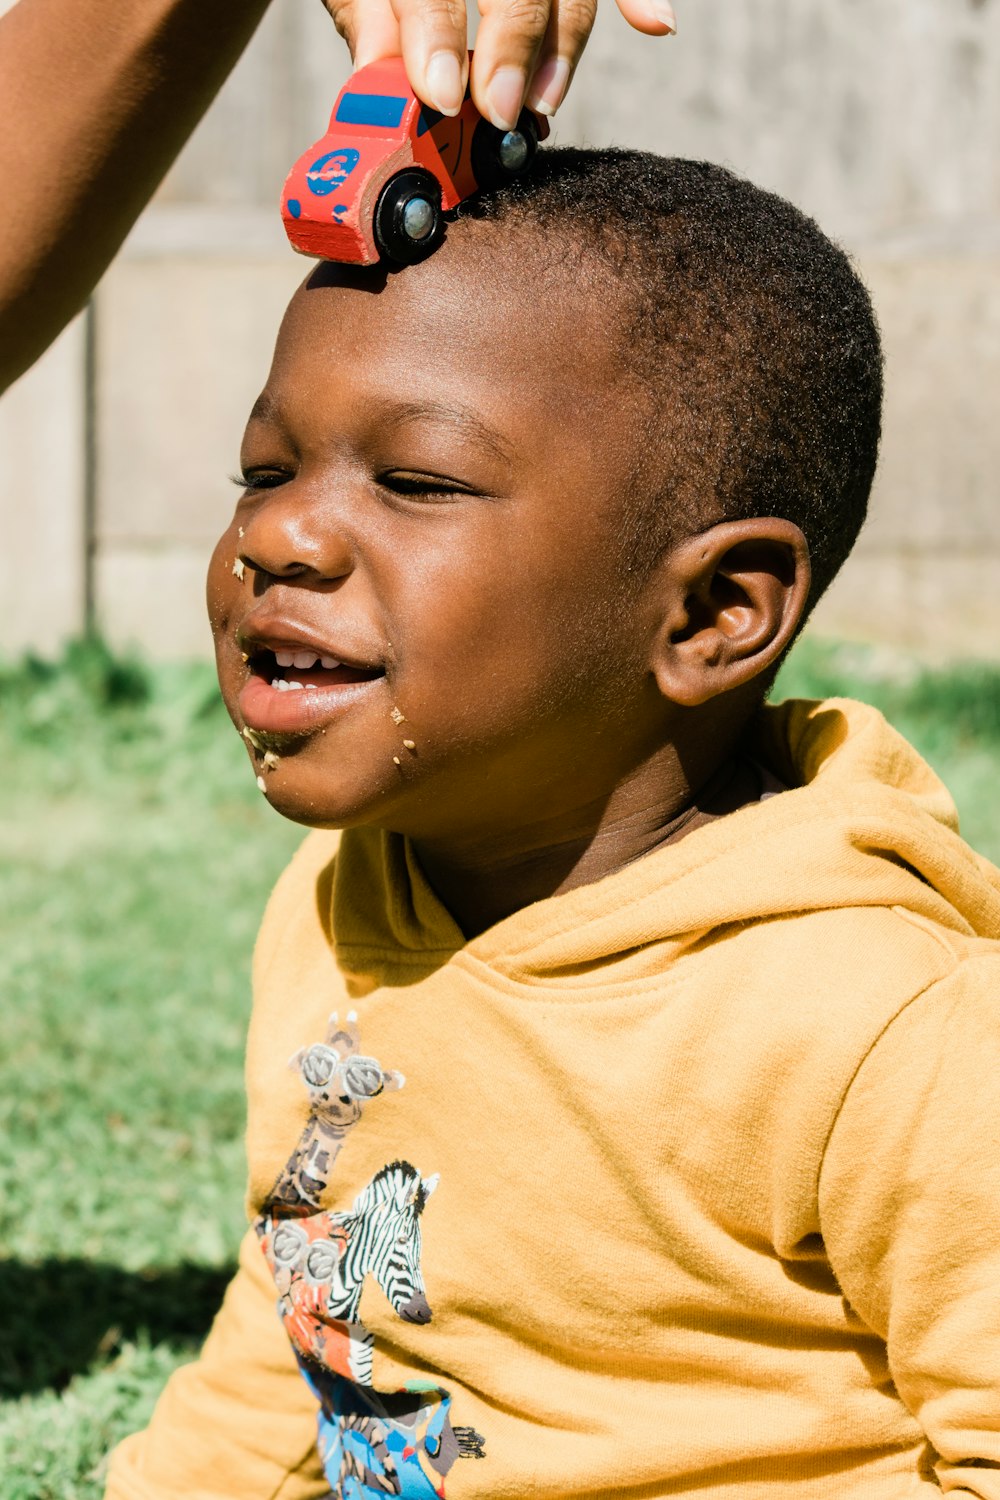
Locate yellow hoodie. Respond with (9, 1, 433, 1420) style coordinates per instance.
(107, 699, 1000, 1500)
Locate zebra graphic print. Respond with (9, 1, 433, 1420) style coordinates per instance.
(260, 1160, 439, 1387)
(328, 1160, 439, 1324)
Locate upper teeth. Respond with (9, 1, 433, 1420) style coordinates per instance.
(273, 650, 341, 670)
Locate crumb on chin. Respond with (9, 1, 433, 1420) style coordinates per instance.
(256, 774, 267, 792)
(390, 706, 406, 725)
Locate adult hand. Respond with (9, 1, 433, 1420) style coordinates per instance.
(322, 0, 677, 133)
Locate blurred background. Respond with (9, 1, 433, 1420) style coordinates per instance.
(2, 3, 999, 1495)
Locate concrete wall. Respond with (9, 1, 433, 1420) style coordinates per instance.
(0, 313, 88, 656)
(2, 0, 998, 659)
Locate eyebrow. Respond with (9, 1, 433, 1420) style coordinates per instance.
(386, 399, 515, 467)
(244, 390, 515, 470)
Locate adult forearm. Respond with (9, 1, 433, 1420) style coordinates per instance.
(0, 0, 272, 392)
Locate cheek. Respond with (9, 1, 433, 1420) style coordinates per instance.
(207, 533, 230, 629)
(391, 524, 629, 739)
(206, 530, 247, 700)
(207, 528, 245, 629)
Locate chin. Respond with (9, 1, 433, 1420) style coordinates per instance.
(247, 757, 394, 832)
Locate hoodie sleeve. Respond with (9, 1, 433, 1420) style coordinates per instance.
(819, 951, 1000, 1498)
(104, 1227, 326, 1500)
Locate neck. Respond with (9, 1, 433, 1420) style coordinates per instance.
(413, 740, 761, 939)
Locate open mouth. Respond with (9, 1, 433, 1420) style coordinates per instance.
(239, 646, 386, 736)
(247, 648, 385, 692)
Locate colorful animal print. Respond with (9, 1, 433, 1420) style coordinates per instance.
(256, 1013, 485, 1497)
(303, 1364, 486, 1500)
(270, 1010, 405, 1214)
(260, 1160, 438, 1386)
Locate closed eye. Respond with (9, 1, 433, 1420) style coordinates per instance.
(230, 469, 292, 493)
(378, 471, 478, 501)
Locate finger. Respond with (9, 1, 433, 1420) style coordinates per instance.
(389, 0, 470, 116)
(612, 0, 676, 39)
(319, 0, 398, 66)
(524, 0, 595, 118)
(525, 0, 673, 117)
(470, 0, 553, 131)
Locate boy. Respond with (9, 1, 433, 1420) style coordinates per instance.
(107, 150, 1000, 1498)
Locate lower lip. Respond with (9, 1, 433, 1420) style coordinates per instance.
(238, 672, 383, 734)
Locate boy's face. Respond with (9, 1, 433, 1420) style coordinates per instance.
(208, 231, 673, 844)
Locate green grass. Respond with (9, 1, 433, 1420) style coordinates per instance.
(1, 633, 998, 1497)
(0, 639, 300, 1497)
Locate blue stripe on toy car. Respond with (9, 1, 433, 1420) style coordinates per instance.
(335, 94, 408, 129)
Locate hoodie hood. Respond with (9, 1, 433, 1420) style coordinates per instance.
(330, 698, 1000, 990)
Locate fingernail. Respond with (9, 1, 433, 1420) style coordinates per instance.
(648, 0, 677, 31)
(485, 66, 528, 131)
(528, 57, 571, 117)
(425, 50, 465, 116)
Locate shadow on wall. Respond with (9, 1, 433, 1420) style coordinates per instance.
(0, 1258, 235, 1397)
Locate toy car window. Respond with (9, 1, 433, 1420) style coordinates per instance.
(335, 93, 408, 129)
(417, 107, 444, 137)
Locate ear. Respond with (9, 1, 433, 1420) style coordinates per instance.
(650, 518, 811, 708)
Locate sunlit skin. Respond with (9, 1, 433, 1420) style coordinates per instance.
(208, 220, 810, 936)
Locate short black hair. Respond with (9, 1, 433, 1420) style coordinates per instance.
(460, 149, 883, 611)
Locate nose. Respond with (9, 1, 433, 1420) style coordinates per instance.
(399, 1292, 432, 1324)
(238, 483, 354, 583)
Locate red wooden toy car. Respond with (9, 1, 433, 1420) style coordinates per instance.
(280, 56, 548, 266)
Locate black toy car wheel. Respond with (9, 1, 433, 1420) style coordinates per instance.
(471, 112, 539, 192)
(373, 169, 444, 264)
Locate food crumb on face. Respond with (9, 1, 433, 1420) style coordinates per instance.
(390, 707, 406, 725)
(256, 775, 267, 792)
(242, 725, 264, 751)
(238, 526, 245, 538)
(232, 558, 245, 581)
(263, 751, 280, 768)
(402, 739, 415, 750)
(393, 756, 401, 766)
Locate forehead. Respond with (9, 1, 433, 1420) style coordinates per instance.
(265, 225, 632, 442)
